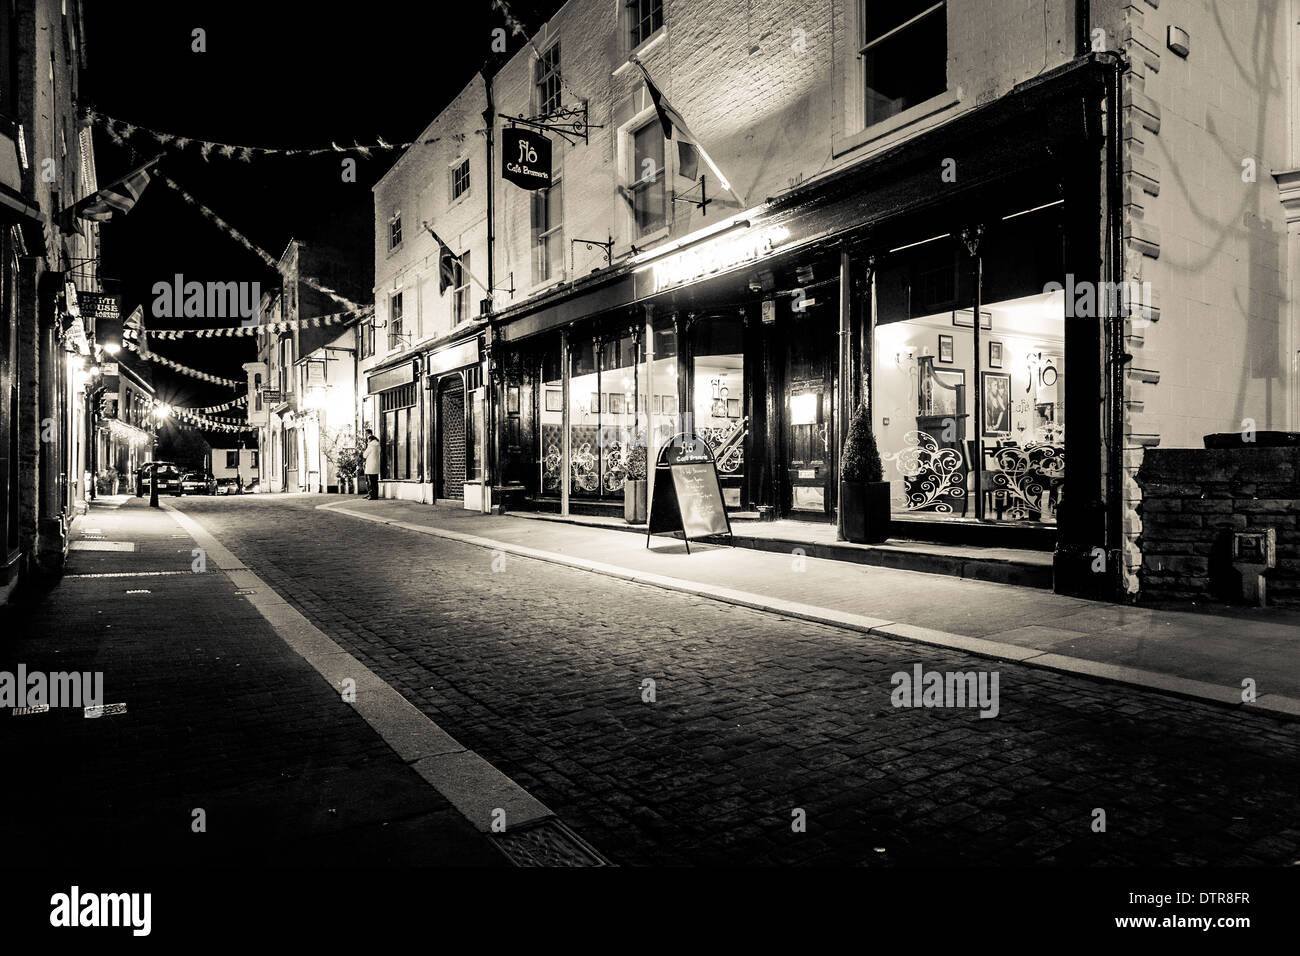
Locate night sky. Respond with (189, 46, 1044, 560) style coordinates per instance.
(82, 0, 561, 427)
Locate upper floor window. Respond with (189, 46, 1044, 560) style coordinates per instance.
(453, 250, 472, 325)
(630, 121, 666, 236)
(361, 319, 375, 359)
(254, 373, 263, 411)
(388, 292, 404, 350)
(535, 42, 561, 117)
(388, 212, 402, 250)
(279, 338, 294, 395)
(450, 159, 470, 201)
(226, 450, 239, 469)
(629, 0, 663, 50)
(531, 173, 564, 283)
(860, 0, 947, 129)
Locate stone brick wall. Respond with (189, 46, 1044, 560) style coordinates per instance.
(1136, 447, 1300, 605)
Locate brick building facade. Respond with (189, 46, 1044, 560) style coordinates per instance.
(364, 0, 1297, 602)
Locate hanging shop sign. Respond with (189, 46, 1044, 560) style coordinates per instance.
(502, 128, 553, 190)
(78, 292, 121, 320)
(646, 433, 733, 554)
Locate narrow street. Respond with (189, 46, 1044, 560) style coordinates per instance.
(9, 493, 1286, 868)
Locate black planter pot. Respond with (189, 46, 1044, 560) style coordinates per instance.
(840, 480, 892, 544)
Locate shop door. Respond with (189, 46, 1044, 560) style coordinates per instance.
(437, 376, 465, 500)
(784, 311, 835, 516)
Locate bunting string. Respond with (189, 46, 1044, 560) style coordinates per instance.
(199, 395, 248, 414)
(123, 322, 244, 388)
(89, 110, 439, 161)
(491, 0, 586, 105)
(143, 306, 371, 340)
(155, 172, 363, 313)
(98, 119, 364, 314)
(140, 395, 258, 434)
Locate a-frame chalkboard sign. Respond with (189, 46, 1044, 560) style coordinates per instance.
(646, 432, 734, 553)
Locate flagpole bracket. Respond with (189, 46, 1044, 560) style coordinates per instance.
(671, 175, 712, 215)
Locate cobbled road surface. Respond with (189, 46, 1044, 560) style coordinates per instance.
(174, 495, 1300, 867)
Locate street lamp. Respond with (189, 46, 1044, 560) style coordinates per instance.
(148, 404, 171, 508)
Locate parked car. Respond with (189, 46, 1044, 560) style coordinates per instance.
(215, 477, 240, 496)
(135, 461, 182, 496)
(180, 472, 217, 495)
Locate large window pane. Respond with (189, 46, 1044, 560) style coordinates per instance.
(539, 342, 563, 495)
(568, 338, 600, 497)
(600, 332, 638, 497)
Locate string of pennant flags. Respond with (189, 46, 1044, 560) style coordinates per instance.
(155, 172, 364, 313)
(143, 306, 371, 340)
(88, 110, 441, 161)
(139, 395, 258, 434)
(198, 395, 248, 414)
(97, 120, 365, 315)
(122, 320, 244, 388)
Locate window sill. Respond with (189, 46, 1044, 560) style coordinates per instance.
(832, 88, 962, 159)
(613, 27, 667, 78)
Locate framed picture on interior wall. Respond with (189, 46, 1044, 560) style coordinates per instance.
(938, 334, 954, 364)
(652, 395, 662, 414)
(952, 308, 993, 330)
(981, 371, 1012, 437)
(610, 393, 625, 415)
(662, 395, 677, 416)
(545, 389, 563, 412)
(988, 341, 1003, 369)
(727, 398, 741, 418)
(589, 392, 600, 414)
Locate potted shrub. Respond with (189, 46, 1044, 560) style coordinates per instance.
(840, 403, 890, 544)
(336, 444, 362, 495)
(623, 434, 648, 524)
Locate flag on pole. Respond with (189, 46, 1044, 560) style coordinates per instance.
(423, 221, 490, 297)
(632, 59, 743, 206)
(70, 156, 163, 222)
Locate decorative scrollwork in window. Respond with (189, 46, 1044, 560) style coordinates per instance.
(884, 430, 967, 513)
(990, 442, 1064, 521)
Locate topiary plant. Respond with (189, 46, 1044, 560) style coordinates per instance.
(841, 403, 883, 483)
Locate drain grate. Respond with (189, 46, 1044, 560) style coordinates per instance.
(234, 588, 256, 595)
(491, 818, 611, 867)
(84, 702, 127, 719)
(125, 589, 151, 594)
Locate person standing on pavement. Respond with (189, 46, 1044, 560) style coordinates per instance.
(364, 430, 382, 500)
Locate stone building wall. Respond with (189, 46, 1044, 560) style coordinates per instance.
(1137, 447, 1300, 605)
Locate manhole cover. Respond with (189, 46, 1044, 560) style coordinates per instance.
(492, 819, 611, 867)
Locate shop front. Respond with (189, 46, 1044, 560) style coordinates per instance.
(489, 58, 1120, 595)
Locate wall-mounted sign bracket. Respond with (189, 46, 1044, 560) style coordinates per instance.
(570, 235, 614, 271)
(499, 100, 601, 146)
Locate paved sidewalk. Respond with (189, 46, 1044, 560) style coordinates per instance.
(0, 496, 504, 866)
(321, 498, 1300, 709)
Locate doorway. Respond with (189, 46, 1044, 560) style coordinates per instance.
(436, 375, 465, 500)
(784, 307, 836, 517)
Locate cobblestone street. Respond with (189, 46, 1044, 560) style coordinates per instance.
(156, 495, 1300, 867)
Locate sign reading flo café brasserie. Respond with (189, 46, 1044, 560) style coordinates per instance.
(502, 128, 552, 190)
